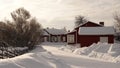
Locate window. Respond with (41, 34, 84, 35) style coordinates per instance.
(100, 37, 108, 43)
(51, 37, 54, 42)
(54, 37, 57, 42)
(63, 37, 66, 42)
(67, 35, 74, 43)
(52, 36, 57, 42)
(58, 36, 61, 42)
(44, 37, 47, 42)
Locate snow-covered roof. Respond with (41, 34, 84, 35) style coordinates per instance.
(79, 27, 115, 35)
(45, 28, 67, 35)
(75, 21, 103, 28)
(43, 30, 49, 35)
(67, 30, 76, 33)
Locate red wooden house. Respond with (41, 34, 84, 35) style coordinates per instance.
(43, 28, 67, 42)
(67, 21, 115, 47)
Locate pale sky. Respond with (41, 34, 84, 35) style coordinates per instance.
(0, 0, 120, 30)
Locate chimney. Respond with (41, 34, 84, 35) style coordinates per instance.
(99, 22, 104, 26)
(68, 30, 70, 32)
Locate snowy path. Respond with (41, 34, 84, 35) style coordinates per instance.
(42, 45, 120, 68)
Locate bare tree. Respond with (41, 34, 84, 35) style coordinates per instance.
(2, 8, 42, 47)
(114, 13, 120, 32)
(11, 7, 30, 21)
(11, 7, 31, 33)
(10, 7, 43, 47)
(0, 7, 43, 59)
(75, 15, 88, 27)
(113, 12, 120, 41)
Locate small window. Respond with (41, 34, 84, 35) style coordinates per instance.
(100, 37, 108, 43)
(67, 35, 74, 43)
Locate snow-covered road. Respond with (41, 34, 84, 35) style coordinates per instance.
(42, 45, 120, 68)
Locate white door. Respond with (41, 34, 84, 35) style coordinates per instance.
(100, 37, 108, 43)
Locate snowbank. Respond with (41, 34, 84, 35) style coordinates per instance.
(108, 43, 120, 57)
(73, 47, 87, 54)
(0, 46, 70, 68)
(72, 42, 120, 63)
(73, 43, 102, 55)
(115, 55, 120, 63)
(91, 43, 111, 53)
(59, 44, 80, 53)
(43, 43, 120, 68)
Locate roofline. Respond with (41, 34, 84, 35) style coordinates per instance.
(74, 21, 103, 29)
(43, 29, 51, 35)
(44, 29, 67, 35)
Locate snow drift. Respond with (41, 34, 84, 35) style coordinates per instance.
(61, 42, 120, 63)
(0, 46, 70, 68)
(59, 45, 75, 52)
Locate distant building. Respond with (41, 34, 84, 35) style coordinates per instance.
(42, 28, 67, 42)
(67, 21, 115, 47)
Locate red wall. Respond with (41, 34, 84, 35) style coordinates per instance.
(67, 21, 114, 47)
(67, 22, 103, 45)
(78, 35, 114, 47)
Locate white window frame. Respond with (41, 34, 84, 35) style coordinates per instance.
(67, 35, 74, 43)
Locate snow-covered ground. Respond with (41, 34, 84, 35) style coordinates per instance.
(0, 42, 120, 68)
(42, 42, 120, 68)
(58, 42, 120, 62)
(72, 42, 120, 63)
(0, 45, 71, 68)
